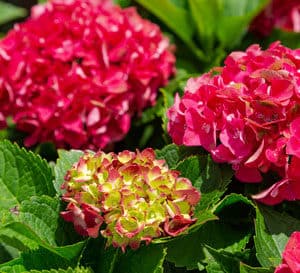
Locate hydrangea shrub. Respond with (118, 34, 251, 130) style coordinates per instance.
(61, 148, 200, 251)
(168, 42, 300, 205)
(0, 0, 175, 149)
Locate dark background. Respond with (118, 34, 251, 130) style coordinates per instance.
(5, 0, 37, 10)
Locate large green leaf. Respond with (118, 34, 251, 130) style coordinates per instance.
(0, 195, 60, 251)
(155, 144, 203, 170)
(80, 237, 120, 273)
(0, 265, 92, 273)
(204, 246, 240, 273)
(188, 0, 220, 52)
(0, 140, 55, 211)
(18, 196, 60, 246)
(197, 157, 233, 210)
(54, 149, 84, 193)
(134, 0, 193, 44)
(134, 0, 207, 61)
(0, 242, 85, 272)
(216, 0, 270, 47)
(254, 205, 300, 267)
(166, 219, 251, 270)
(0, 1, 27, 25)
(29, 267, 93, 273)
(114, 244, 166, 273)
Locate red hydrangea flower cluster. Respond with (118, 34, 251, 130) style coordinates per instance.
(250, 0, 300, 36)
(0, 0, 175, 149)
(275, 231, 300, 273)
(61, 148, 200, 251)
(168, 42, 300, 205)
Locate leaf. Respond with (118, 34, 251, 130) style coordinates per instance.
(166, 219, 251, 270)
(0, 242, 85, 272)
(0, 195, 60, 251)
(240, 263, 273, 273)
(18, 196, 60, 246)
(114, 244, 166, 273)
(188, 0, 220, 52)
(175, 155, 206, 184)
(216, 0, 270, 47)
(54, 149, 84, 193)
(0, 140, 55, 211)
(0, 222, 43, 250)
(204, 246, 240, 273)
(254, 205, 300, 267)
(80, 237, 119, 273)
(0, 243, 13, 264)
(214, 194, 254, 214)
(0, 1, 27, 25)
(29, 267, 93, 273)
(155, 144, 180, 169)
(134, 0, 194, 44)
(0, 265, 92, 273)
(193, 156, 233, 213)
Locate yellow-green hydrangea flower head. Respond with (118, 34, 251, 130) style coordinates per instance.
(61, 148, 200, 251)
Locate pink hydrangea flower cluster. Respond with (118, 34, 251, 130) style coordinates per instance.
(61, 148, 200, 251)
(275, 231, 300, 273)
(0, 0, 175, 149)
(250, 0, 300, 36)
(167, 42, 300, 205)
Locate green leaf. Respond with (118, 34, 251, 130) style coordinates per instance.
(240, 263, 273, 273)
(254, 205, 300, 267)
(0, 222, 43, 250)
(0, 243, 13, 264)
(204, 246, 240, 273)
(80, 237, 119, 273)
(29, 267, 93, 273)
(175, 155, 206, 184)
(188, 0, 220, 52)
(0, 265, 92, 273)
(0, 195, 60, 251)
(0, 242, 85, 272)
(0, 140, 55, 211)
(18, 196, 60, 246)
(134, 0, 193, 44)
(194, 156, 233, 213)
(0, 1, 27, 25)
(54, 149, 84, 194)
(155, 144, 180, 169)
(166, 219, 251, 270)
(114, 244, 166, 273)
(216, 0, 270, 47)
(214, 194, 254, 213)
(134, 0, 207, 62)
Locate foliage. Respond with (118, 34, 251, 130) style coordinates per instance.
(1, 0, 300, 272)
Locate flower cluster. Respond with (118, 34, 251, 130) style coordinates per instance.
(0, 0, 175, 149)
(61, 148, 200, 251)
(250, 0, 300, 36)
(275, 231, 300, 273)
(167, 42, 300, 205)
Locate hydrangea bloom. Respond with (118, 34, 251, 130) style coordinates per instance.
(167, 42, 300, 205)
(275, 231, 300, 273)
(0, 0, 175, 149)
(61, 148, 200, 251)
(250, 0, 300, 36)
